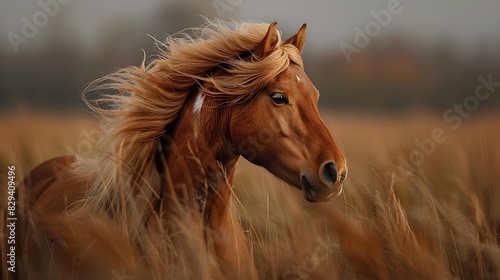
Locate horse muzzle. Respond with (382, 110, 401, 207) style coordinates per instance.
(300, 161, 347, 202)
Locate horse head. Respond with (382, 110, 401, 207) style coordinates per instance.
(229, 23, 348, 202)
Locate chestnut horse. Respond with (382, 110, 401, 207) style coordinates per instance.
(20, 21, 347, 279)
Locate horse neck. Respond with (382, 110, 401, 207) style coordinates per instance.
(164, 92, 239, 219)
(160, 92, 257, 277)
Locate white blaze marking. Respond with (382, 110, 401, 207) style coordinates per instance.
(193, 93, 204, 114)
(296, 75, 301, 83)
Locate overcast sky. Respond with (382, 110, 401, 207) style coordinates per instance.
(1, 0, 500, 54)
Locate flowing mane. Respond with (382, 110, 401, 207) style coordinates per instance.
(75, 20, 304, 221)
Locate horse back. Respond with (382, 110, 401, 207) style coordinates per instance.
(23, 155, 89, 214)
(13, 156, 92, 279)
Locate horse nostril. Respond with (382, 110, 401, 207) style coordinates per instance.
(321, 161, 338, 186)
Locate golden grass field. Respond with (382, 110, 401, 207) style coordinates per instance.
(1, 110, 500, 279)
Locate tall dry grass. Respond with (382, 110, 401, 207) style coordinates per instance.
(1, 110, 499, 279)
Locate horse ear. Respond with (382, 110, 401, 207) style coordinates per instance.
(283, 23, 307, 53)
(254, 22, 279, 58)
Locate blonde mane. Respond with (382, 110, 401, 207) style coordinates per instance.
(74, 20, 304, 223)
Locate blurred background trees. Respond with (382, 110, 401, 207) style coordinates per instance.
(1, 0, 499, 113)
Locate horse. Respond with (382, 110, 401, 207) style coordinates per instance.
(19, 21, 347, 279)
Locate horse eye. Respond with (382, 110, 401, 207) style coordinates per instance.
(270, 92, 289, 105)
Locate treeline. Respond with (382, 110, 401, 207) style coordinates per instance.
(1, 4, 499, 113)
